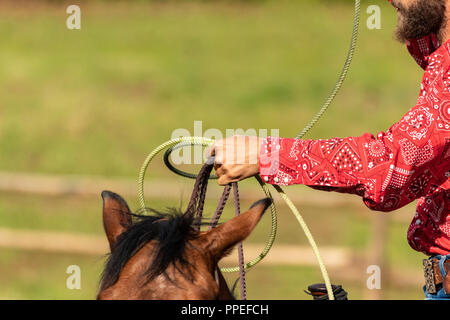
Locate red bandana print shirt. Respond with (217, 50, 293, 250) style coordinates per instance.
(259, 6, 450, 256)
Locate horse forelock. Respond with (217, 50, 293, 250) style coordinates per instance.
(99, 207, 203, 292)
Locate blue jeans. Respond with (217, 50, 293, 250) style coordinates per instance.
(423, 255, 450, 300)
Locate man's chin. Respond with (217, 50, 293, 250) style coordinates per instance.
(391, 0, 446, 44)
(394, 23, 436, 43)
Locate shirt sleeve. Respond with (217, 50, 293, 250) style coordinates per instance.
(259, 1, 447, 212)
(259, 96, 448, 212)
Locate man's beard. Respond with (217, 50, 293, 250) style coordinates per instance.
(394, 0, 447, 43)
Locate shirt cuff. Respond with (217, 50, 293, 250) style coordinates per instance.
(259, 136, 294, 185)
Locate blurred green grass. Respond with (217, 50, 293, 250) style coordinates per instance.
(0, 0, 422, 177)
(0, 0, 428, 299)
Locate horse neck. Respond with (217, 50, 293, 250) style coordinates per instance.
(215, 269, 234, 300)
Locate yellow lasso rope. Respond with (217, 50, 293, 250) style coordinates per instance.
(137, 0, 361, 300)
(137, 137, 277, 273)
(137, 136, 332, 299)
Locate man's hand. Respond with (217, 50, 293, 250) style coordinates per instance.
(206, 135, 264, 186)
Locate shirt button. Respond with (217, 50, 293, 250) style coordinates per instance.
(264, 176, 269, 182)
(274, 177, 279, 183)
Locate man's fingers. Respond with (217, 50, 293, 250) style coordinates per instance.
(213, 146, 223, 166)
(217, 174, 237, 186)
(207, 136, 261, 186)
(215, 166, 228, 186)
(215, 165, 234, 186)
(214, 165, 226, 178)
(204, 143, 216, 159)
(217, 176, 229, 186)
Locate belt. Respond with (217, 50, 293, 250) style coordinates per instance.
(423, 257, 450, 294)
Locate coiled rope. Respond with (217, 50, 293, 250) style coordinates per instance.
(138, 137, 278, 274)
(139, 0, 361, 300)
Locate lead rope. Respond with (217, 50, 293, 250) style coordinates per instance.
(232, 183, 247, 300)
(187, 160, 247, 299)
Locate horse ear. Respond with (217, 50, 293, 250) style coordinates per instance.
(201, 198, 272, 259)
(101, 191, 132, 251)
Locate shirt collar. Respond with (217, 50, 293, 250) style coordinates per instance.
(406, 34, 440, 70)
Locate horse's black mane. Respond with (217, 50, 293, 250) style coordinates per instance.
(100, 207, 202, 291)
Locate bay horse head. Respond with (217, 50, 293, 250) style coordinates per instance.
(97, 190, 271, 300)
